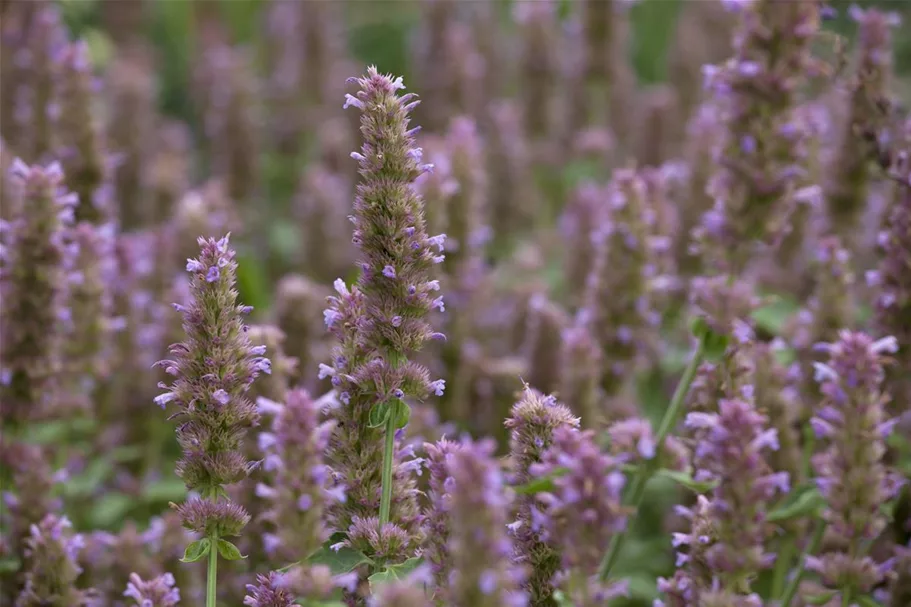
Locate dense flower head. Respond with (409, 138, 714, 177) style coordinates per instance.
(657, 495, 720, 607)
(825, 5, 900, 240)
(123, 572, 181, 607)
(579, 168, 660, 396)
(809, 331, 902, 596)
(530, 428, 629, 582)
(697, 0, 824, 272)
(345, 516, 417, 565)
(0, 160, 77, 424)
(154, 234, 268, 494)
(56, 40, 110, 224)
(447, 437, 526, 607)
(243, 572, 294, 607)
(325, 67, 445, 538)
(255, 389, 342, 562)
(442, 116, 487, 278)
(16, 515, 86, 607)
(684, 398, 789, 591)
(273, 274, 328, 388)
(171, 497, 250, 537)
(246, 324, 297, 403)
(422, 437, 464, 590)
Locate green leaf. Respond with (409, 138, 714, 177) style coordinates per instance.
(142, 477, 187, 502)
(552, 590, 574, 607)
(751, 294, 799, 336)
(854, 596, 884, 607)
(0, 557, 20, 574)
(368, 401, 392, 429)
(368, 557, 424, 592)
(689, 317, 729, 362)
(216, 539, 246, 561)
(89, 492, 133, 528)
(180, 538, 211, 563)
(392, 399, 411, 430)
(803, 591, 837, 605)
(62, 458, 115, 498)
(767, 484, 826, 523)
(512, 467, 568, 495)
(654, 469, 718, 493)
(307, 541, 373, 575)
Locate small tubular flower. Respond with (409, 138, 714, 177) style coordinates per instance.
(15, 515, 88, 607)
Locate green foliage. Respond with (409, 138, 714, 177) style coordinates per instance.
(368, 557, 425, 593)
(216, 538, 246, 561)
(181, 538, 212, 563)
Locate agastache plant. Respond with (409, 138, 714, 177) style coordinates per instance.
(323, 67, 445, 556)
(806, 331, 902, 604)
(154, 234, 270, 607)
(123, 572, 181, 607)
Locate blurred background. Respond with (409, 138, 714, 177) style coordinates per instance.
(3, 1, 911, 605)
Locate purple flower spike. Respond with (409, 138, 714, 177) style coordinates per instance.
(124, 572, 181, 607)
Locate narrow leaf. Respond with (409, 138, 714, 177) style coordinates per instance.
(180, 538, 211, 563)
(654, 469, 718, 493)
(512, 467, 568, 495)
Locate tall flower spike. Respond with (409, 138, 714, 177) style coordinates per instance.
(529, 427, 630, 606)
(807, 331, 902, 600)
(15, 515, 88, 607)
(255, 389, 342, 563)
(1, 160, 77, 425)
(293, 163, 355, 285)
(514, 0, 559, 142)
(243, 572, 295, 607)
(505, 387, 580, 605)
(57, 40, 111, 224)
(246, 325, 297, 403)
(422, 437, 464, 593)
(579, 169, 658, 397)
(326, 67, 444, 542)
(520, 293, 568, 395)
(155, 235, 268, 540)
(124, 573, 181, 607)
(447, 438, 526, 607)
(825, 7, 899, 241)
(696, 0, 824, 274)
(558, 321, 604, 427)
(684, 398, 789, 596)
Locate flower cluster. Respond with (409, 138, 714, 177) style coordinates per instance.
(530, 427, 630, 606)
(16, 515, 88, 606)
(123, 572, 181, 607)
(154, 234, 269, 538)
(324, 67, 445, 541)
(255, 389, 343, 562)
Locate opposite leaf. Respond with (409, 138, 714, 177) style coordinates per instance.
(180, 538, 211, 563)
(368, 556, 424, 593)
(217, 538, 246, 560)
(307, 541, 374, 574)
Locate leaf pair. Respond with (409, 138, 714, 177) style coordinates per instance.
(180, 537, 245, 563)
(367, 398, 410, 430)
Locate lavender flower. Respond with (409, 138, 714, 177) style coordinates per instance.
(488, 100, 538, 248)
(504, 387, 579, 605)
(580, 169, 659, 396)
(1, 160, 77, 424)
(155, 234, 268, 539)
(530, 427, 630, 606)
(16, 515, 88, 607)
(447, 438, 526, 607)
(422, 437, 464, 591)
(697, 0, 823, 273)
(807, 331, 902, 598)
(825, 6, 899, 241)
(605, 417, 689, 472)
(325, 67, 445, 540)
(520, 293, 568, 395)
(57, 40, 110, 224)
(243, 573, 294, 607)
(256, 389, 341, 563)
(246, 325, 297, 403)
(514, 0, 559, 142)
(124, 573, 181, 607)
(872, 168, 911, 407)
(684, 398, 789, 595)
(293, 164, 354, 285)
(560, 182, 606, 306)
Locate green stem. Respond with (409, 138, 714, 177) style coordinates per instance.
(598, 336, 707, 581)
(772, 537, 796, 599)
(378, 411, 396, 528)
(207, 533, 218, 607)
(780, 521, 826, 607)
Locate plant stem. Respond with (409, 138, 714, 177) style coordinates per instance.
(780, 521, 826, 607)
(207, 533, 218, 607)
(598, 336, 707, 581)
(378, 411, 396, 527)
(772, 538, 796, 599)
